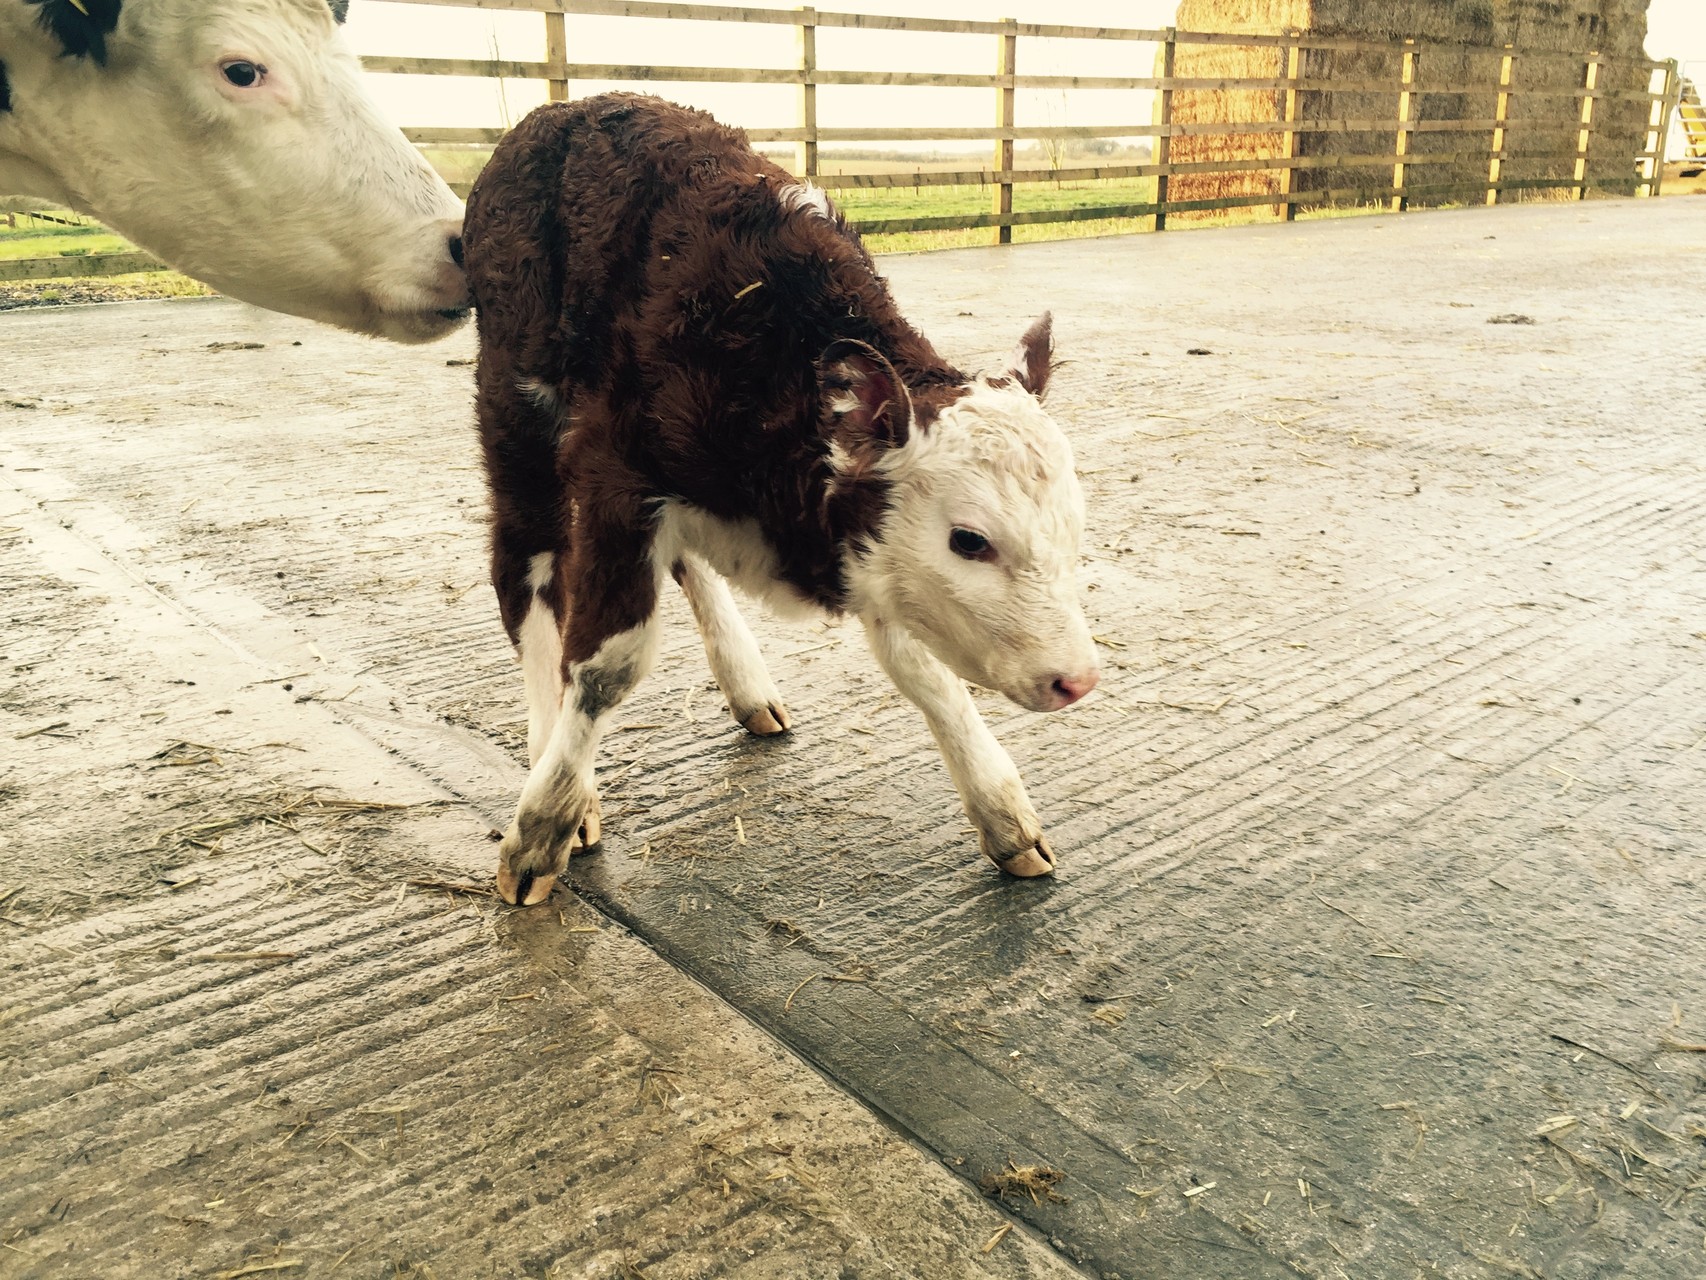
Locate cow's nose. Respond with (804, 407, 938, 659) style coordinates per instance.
(448, 234, 465, 268)
(1049, 670, 1100, 708)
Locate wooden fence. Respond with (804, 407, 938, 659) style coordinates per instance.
(0, 0, 1684, 282)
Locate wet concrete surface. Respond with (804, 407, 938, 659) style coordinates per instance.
(2, 198, 1704, 1278)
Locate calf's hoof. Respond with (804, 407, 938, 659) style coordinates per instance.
(497, 862, 560, 908)
(495, 795, 602, 907)
(740, 701, 793, 737)
(990, 835, 1056, 879)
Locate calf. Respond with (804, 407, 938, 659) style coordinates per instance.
(463, 94, 1100, 907)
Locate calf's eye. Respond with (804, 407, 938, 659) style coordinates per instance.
(949, 527, 994, 561)
(221, 61, 266, 88)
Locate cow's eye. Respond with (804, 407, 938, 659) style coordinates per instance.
(949, 528, 994, 561)
(220, 61, 266, 89)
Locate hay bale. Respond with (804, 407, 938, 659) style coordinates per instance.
(1168, 0, 1654, 217)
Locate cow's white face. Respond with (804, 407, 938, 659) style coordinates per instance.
(0, 0, 468, 341)
(832, 319, 1101, 713)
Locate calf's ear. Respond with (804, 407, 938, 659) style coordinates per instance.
(1006, 311, 1055, 400)
(818, 339, 912, 463)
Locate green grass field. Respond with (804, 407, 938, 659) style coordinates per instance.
(0, 211, 211, 307)
(0, 162, 1390, 307)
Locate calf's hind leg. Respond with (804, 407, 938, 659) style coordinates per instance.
(479, 369, 576, 770)
(497, 612, 659, 904)
(497, 511, 663, 906)
(672, 555, 791, 737)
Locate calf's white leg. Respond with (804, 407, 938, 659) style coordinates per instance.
(518, 552, 566, 767)
(861, 616, 1055, 877)
(673, 556, 791, 737)
(496, 618, 659, 905)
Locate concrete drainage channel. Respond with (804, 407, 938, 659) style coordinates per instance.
(3, 199, 1705, 1277)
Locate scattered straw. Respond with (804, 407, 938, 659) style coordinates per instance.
(980, 1160, 1067, 1206)
(407, 879, 493, 897)
(1183, 1181, 1217, 1198)
(783, 974, 820, 1012)
(142, 788, 440, 858)
(1550, 1033, 1663, 1096)
(192, 951, 299, 962)
(215, 1262, 304, 1279)
(1660, 1036, 1706, 1052)
(1468, 1250, 1542, 1278)
(763, 918, 806, 945)
(979, 1223, 1012, 1254)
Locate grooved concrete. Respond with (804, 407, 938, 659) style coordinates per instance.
(3, 198, 1704, 1279)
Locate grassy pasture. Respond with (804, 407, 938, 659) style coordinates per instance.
(1, 143, 1648, 306)
(0, 211, 211, 308)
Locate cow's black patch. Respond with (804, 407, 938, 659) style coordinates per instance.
(0, 60, 11, 114)
(329, 1, 351, 23)
(24, 0, 123, 66)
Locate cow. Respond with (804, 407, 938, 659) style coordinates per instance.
(0, 0, 468, 342)
(463, 94, 1101, 907)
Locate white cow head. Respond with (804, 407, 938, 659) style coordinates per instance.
(833, 315, 1102, 713)
(0, 0, 468, 342)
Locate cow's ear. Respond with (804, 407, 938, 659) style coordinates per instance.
(25, 0, 123, 66)
(1005, 311, 1055, 400)
(818, 339, 912, 464)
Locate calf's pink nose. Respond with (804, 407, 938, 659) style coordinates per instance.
(1050, 670, 1100, 707)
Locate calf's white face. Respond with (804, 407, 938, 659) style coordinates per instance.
(0, 0, 468, 342)
(834, 317, 1101, 713)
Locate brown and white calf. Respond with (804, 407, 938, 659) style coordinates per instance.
(463, 94, 1100, 906)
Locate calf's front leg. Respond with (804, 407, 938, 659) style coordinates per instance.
(497, 615, 660, 905)
(673, 555, 791, 737)
(861, 616, 1054, 877)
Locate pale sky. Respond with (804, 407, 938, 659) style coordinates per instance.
(348, 0, 1706, 155)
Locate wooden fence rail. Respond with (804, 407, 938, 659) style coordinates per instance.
(0, 0, 1683, 284)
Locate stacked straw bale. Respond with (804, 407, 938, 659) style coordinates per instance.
(1166, 0, 1653, 217)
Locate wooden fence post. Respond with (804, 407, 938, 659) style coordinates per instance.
(545, 6, 569, 103)
(1391, 39, 1415, 212)
(1575, 52, 1600, 200)
(993, 19, 1016, 245)
(1277, 34, 1302, 221)
(1154, 28, 1177, 231)
(1487, 45, 1513, 206)
(1649, 58, 1681, 198)
(797, 7, 818, 179)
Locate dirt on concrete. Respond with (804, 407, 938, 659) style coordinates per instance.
(3, 198, 1704, 1279)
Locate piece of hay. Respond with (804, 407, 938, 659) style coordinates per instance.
(980, 1160, 1067, 1206)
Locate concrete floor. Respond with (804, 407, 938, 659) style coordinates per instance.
(2, 198, 1703, 1279)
